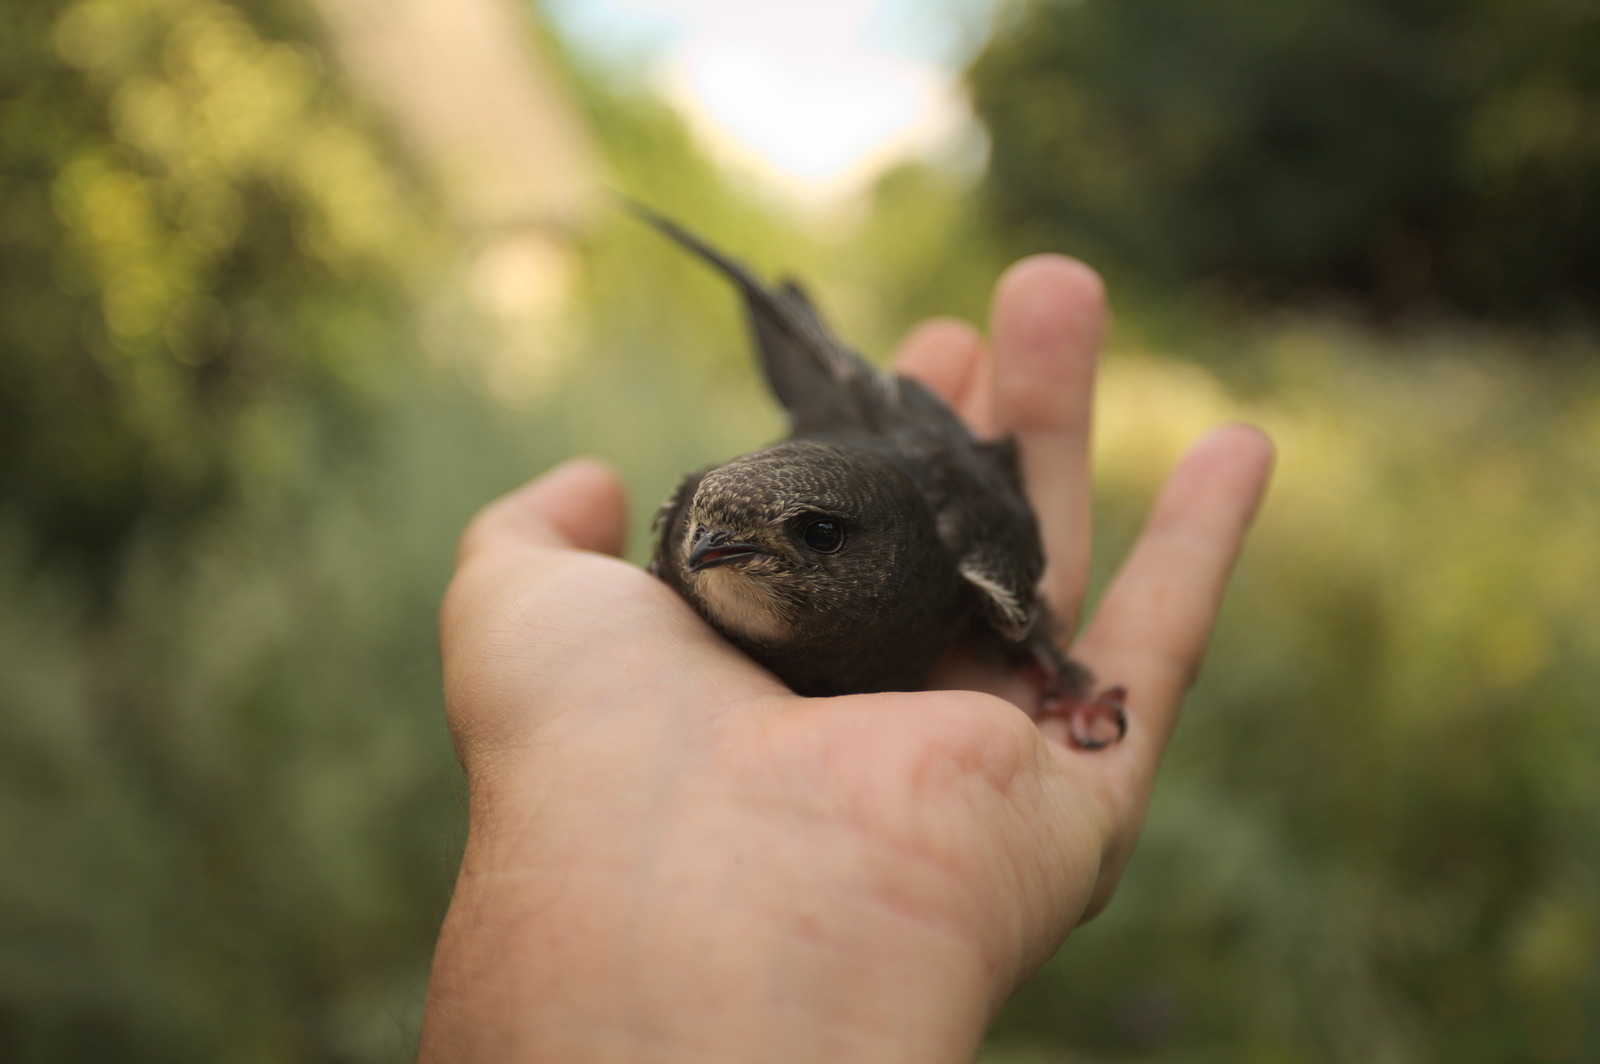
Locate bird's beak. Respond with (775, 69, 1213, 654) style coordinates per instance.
(688, 531, 766, 572)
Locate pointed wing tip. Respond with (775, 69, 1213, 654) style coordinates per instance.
(959, 559, 1033, 643)
(618, 204, 888, 431)
(619, 198, 769, 296)
(619, 196, 701, 251)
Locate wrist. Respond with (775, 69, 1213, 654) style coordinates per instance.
(420, 761, 997, 1064)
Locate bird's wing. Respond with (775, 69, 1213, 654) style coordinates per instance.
(750, 277, 890, 432)
(949, 436, 1046, 645)
(957, 554, 1034, 642)
(628, 201, 895, 434)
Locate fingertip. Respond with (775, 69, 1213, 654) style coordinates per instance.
(1000, 253, 1107, 301)
(549, 457, 630, 554)
(1073, 421, 1278, 739)
(1222, 423, 1276, 508)
(1157, 423, 1277, 533)
(992, 254, 1108, 353)
(458, 457, 629, 564)
(990, 255, 1109, 436)
(1204, 422, 1277, 468)
(892, 316, 985, 406)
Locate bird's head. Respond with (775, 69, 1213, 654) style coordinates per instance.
(676, 441, 942, 646)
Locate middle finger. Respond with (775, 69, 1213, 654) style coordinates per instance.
(988, 254, 1109, 628)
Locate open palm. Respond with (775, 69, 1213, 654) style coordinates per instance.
(424, 256, 1273, 1063)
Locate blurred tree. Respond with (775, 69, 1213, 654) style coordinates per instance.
(967, 0, 1600, 322)
(0, 0, 443, 595)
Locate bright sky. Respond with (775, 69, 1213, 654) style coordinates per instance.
(541, 0, 995, 202)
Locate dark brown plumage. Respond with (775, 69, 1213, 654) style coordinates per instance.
(641, 206, 1125, 747)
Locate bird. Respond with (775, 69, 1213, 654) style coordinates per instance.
(639, 205, 1126, 749)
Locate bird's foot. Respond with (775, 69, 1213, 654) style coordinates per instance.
(1039, 684, 1128, 751)
(1025, 642, 1127, 750)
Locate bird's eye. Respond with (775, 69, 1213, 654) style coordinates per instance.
(801, 518, 845, 554)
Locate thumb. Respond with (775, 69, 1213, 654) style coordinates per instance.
(456, 457, 629, 566)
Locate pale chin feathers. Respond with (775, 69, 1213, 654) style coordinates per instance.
(690, 568, 793, 644)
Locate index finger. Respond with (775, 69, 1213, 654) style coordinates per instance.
(1059, 425, 1273, 921)
(1076, 424, 1276, 764)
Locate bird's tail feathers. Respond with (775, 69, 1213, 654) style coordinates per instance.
(625, 198, 893, 432)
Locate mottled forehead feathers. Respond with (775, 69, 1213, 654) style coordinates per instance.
(690, 441, 909, 526)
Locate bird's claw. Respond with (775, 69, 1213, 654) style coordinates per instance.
(1026, 643, 1127, 751)
(1040, 684, 1128, 751)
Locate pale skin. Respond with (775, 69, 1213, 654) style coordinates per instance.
(421, 256, 1276, 1063)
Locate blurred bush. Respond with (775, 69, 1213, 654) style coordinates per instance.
(968, 0, 1600, 322)
(0, 0, 463, 1058)
(0, 0, 445, 594)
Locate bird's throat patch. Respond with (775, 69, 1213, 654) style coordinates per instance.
(693, 568, 791, 644)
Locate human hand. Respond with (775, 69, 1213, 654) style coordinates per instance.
(419, 256, 1273, 1064)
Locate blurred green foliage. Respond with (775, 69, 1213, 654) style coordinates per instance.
(0, 0, 444, 593)
(2, 0, 1598, 1062)
(968, 0, 1600, 322)
(0, 0, 462, 1057)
